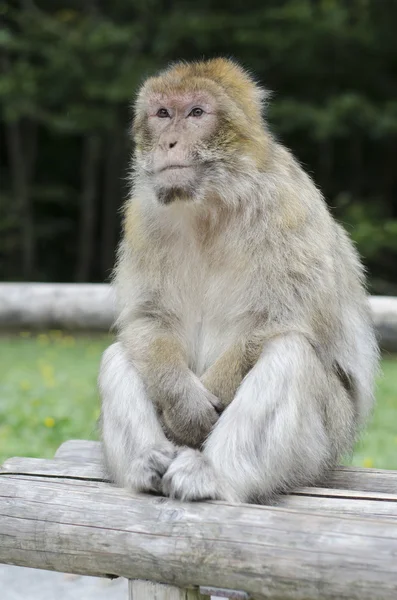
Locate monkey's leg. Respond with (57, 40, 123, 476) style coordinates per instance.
(99, 342, 177, 493)
(163, 333, 356, 503)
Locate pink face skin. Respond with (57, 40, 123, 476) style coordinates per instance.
(143, 91, 218, 203)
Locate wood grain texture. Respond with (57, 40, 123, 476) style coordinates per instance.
(129, 580, 209, 599)
(325, 467, 397, 494)
(7, 439, 397, 494)
(54, 439, 104, 463)
(2, 456, 397, 519)
(200, 587, 249, 599)
(1, 457, 109, 479)
(0, 473, 397, 600)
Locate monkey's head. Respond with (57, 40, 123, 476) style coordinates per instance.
(133, 58, 269, 205)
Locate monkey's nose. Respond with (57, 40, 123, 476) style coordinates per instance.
(169, 141, 177, 149)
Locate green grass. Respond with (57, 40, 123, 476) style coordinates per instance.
(0, 332, 109, 463)
(351, 357, 397, 470)
(0, 332, 396, 469)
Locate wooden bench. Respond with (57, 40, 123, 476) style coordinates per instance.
(1, 439, 397, 599)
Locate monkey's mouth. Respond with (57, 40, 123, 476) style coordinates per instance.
(157, 164, 192, 173)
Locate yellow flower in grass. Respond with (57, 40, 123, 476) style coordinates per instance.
(44, 417, 55, 428)
(363, 458, 374, 468)
(19, 380, 31, 392)
(49, 330, 63, 341)
(86, 345, 99, 358)
(38, 361, 56, 388)
(37, 333, 49, 345)
(62, 335, 75, 348)
(40, 362, 54, 378)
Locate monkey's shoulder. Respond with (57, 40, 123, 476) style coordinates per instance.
(123, 199, 147, 251)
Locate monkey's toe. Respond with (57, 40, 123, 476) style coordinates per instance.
(162, 448, 222, 501)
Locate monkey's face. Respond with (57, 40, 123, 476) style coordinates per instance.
(135, 91, 220, 204)
(133, 60, 269, 205)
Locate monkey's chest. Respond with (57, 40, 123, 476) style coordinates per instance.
(185, 279, 252, 376)
(165, 241, 261, 374)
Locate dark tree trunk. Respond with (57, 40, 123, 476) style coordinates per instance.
(6, 119, 36, 279)
(76, 134, 102, 282)
(101, 128, 123, 280)
(2, 48, 38, 280)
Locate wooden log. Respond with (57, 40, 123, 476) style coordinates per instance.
(53, 439, 397, 495)
(370, 295, 397, 351)
(129, 580, 209, 599)
(2, 456, 110, 480)
(0, 283, 114, 330)
(0, 283, 396, 349)
(0, 473, 397, 600)
(2, 456, 397, 520)
(200, 588, 249, 600)
(54, 439, 104, 463)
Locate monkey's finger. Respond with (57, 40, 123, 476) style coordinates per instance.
(208, 395, 223, 414)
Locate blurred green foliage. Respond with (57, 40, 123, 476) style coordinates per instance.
(0, 334, 396, 468)
(0, 1, 397, 289)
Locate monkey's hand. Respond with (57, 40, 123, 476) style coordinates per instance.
(200, 366, 239, 410)
(161, 380, 222, 448)
(200, 337, 264, 408)
(200, 346, 249, 409)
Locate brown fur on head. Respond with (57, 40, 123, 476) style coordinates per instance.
(132, 58, 270, 205)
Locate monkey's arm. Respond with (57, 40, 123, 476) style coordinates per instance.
(200, 329, 270, 408)
(200, 325, 318, 408)
(200, 342, 258, 408)
(121, 321, 221, 447)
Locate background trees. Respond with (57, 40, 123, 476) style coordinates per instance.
(1, 0, 396, 292)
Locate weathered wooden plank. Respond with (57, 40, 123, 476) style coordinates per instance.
(129, 580, 209, 599)
(275, 492, 397, 519)
(325, 466, 397, 494)
(0, 475, 397, 600)
(6, 444, 397, 495)
(2, 471, 397, 520)
(2, 467, 396, 521)
(1, 457, 109, 480)
(54, 440, 397, 490)
(54, 439, 103, 463)
(199, 587, 249, 599)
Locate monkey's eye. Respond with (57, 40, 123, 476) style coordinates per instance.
(156, 108, 170, 118)
(188, 107, 204, 117)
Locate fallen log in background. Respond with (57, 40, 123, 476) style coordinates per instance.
(0, 283, 396, 351)
(0, 283, 114, 331)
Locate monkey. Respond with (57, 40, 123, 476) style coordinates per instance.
(99, 58, 378, 503)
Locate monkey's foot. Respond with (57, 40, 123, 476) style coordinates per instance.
(162, 448, 226, 501)
(127, 443, 177, 494)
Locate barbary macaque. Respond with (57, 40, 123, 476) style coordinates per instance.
(99, 58, 378, 503)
